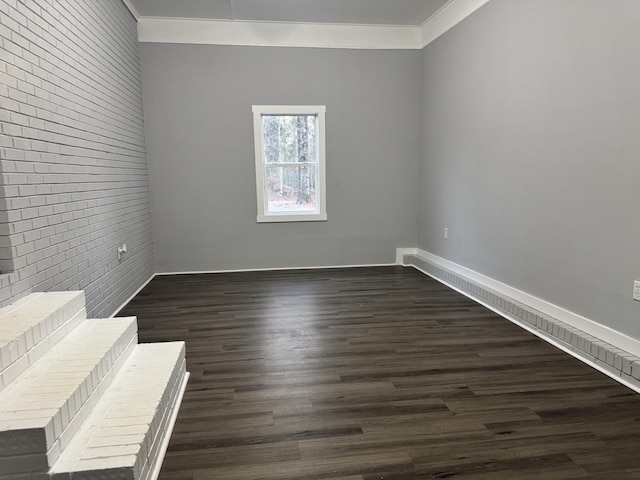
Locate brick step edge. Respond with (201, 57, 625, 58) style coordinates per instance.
(0, 317, 139, 472)
(0, 292, 86, 391)
(48, 342, 188, 480)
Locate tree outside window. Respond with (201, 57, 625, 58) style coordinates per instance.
(252, 106, 327, 223)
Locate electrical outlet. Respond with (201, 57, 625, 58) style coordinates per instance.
(444, 227, 449, 240)
(634, 280, 640, 302)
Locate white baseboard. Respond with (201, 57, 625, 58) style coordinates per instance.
(396, 247, 418, 266)
(155, 263, 397, 276)
(115, 263, 399, 314)
(110, 273, 156, 318)
(400, 248, 640, 393)
(401, 248, 640, 357)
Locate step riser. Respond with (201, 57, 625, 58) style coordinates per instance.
(0, 293, 188, 480)
(0, 292, 86, 392)
(141, 359, 188, 480)
(0, 319, 139, 473)
(0, 452, 49, 477)
(0, 473, 49, 480)
(47, 333, 139, 467)
(50, 343, 187, 480)
(0, 308, 86, 392)
(130, 355, 187, 480)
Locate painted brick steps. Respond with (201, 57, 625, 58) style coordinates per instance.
(0, 317, 138, 474)
(50, 342, 187, 480)
(0, 292, 188, 480)
(0, 292, 86, 391)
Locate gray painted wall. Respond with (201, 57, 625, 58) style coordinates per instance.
(0, 0, 154, 316)
(140, 44, 420, 272)
(419, 0, 640, 337)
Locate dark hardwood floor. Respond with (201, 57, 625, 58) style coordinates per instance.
(119, 266, 640, 479)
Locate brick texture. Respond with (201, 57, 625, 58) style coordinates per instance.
(0, 0, 153, 316)
(0, 293, 187, 479)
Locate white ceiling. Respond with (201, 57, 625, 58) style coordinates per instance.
(128, 0, 452, 27)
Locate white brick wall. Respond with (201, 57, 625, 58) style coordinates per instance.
(0, 0, 154, 316)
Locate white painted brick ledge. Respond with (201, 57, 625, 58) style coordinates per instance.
(401, 250, 640, 394)
(49, 342, 187, 480)
(0, 317, 139, 471)
(0, 292, 86, 392)
(0, 291, 188, 480)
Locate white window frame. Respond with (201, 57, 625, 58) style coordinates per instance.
(252, 105, 327, 223)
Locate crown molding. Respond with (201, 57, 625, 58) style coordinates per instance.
(421, 0, 491, 47)
(121, 0, 139, 21)
(137, 17, 421, 49)
(136, 0, 491, 50)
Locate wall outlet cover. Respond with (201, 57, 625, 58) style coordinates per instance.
(633, 280, 640, 302)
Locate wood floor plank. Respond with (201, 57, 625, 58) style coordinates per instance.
(118, 266, 640, 479)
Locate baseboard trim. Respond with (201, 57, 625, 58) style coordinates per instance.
(155, 263, 397, 276)
(401, 248, 640, 393)
(110, 273, 156, 318)
(396, 247, 418, 266)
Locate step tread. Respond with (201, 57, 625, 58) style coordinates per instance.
(0, 292, 84, 343)
(50, 342, 187, 480)
(0, 292, 86, 390)
(0, 317, 138, 467)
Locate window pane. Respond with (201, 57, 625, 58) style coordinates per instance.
(253, 105, 326, 222)
(262, 115, 318, 164)
(266, 166, 317, 213)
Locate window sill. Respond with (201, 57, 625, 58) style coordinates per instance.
(257, 213, 328, 223)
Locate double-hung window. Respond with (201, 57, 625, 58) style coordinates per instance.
(252, 105, 327, 223)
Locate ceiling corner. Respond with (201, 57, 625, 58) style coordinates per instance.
(122, 0, 140, 21)
(421, 0, 491, 48)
